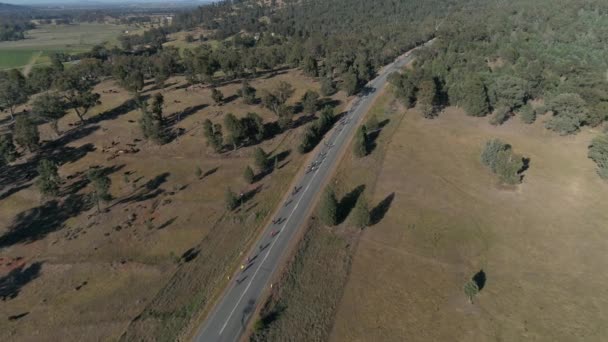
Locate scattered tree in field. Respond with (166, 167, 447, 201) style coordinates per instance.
(320, 77, 337, 96)
(588, 133, 608, 179)
(203, 119, 223, 152)
(366, 114, 380, 132)
(195, 166, 202, 179)
(32, 93, 67, 136)
(237, 80, 257, 105)
(211, 88, 224, 106)
(518, 104, 536, 124)
(275, 81, 295, 104)
(351, 194, 370, 228)
(151, 93, 164, 120)
(461, 76, 490, 117)
(253, 147, 269, 171)
(139, 100, 165, 144)
(112, 55, 145, 96)
(342, 69, 359, 96)
(261, 82, 294, 128)
(27, 66, 56, 94)
(319, 187, 338, 226)
(36, 159, 61, 197)
(53, 58, 102, 123)
(301, 90, 320, 115)
(0, 69, 28, 120)
(244, 165, 255, 184)
(242, 112, 265, 143)
(417, 79, 437, 119)
(490, 106, 511, 126)
(353, 126, 368, 158)
(0, 134, 17, 165)
(225, 188, 239, 210)
(481, 139, 525, 185)
(546, 93, 588, 135)
(88, 168, 112, 212)
(464, 279, 479, 304)
(224, 113, 244, 150)
(13, 115, 39, 152)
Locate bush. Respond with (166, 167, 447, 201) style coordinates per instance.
(320, 77, 336, 96)
(545, 93, 588, 135)
(244, 165, 255, 184)
(518, 104, 536, 124)
(225, 188, 238, 210)
(481, 139, 525, 185)
(490, 106, 511, 126)
(353, 126, 368, 158)
(588, 133, 608, 179)
(350, 195, 370, 228)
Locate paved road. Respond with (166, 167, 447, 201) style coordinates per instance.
(193, 41, 431, 342)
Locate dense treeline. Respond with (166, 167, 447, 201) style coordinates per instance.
(390, 0, 608, 133)
(0, 17, 34, 41)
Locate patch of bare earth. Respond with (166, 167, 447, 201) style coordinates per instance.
(330, 108, 608, 341)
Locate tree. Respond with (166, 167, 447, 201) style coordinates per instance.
(321, 77, 337, 96)
(302, 55, 318, 77)
(342, 69, 359, 96)
(211, 88, 224, 105)
(27, 66, 56, 94)
(224, 113, 244, 150)
(237, 80, 257, 105)
(366, 114, 380, 132)
(32, 93, 67, 136)
(353, 126, 368, 158)
(275, 81, 294, 104)
(112, 56, 145, 96)
(244, 165, 254, 184)
(139, 100, 165, 144)
(253, 147, 269, 171)
(319, 187, 338, 226)
(151, 93, 164, 121)
(518, 104, 536, 124)
(461, 76, 489, 117)
(225, 188, 238, 210)
(301, 90, 320, 115)
(0, 69, 29, 120)
(13, 115, 39, 152)
(588, 133, 608, 179)
(54, 58, 102, 123)
(0, 134, 17, 166)
(389, 71, 416, 108)
(481, 139, 524, 184)
(545, 93, 588, 135)
(88, 168, 112, 212)
(490, 106, 511, 126)
(464, 280, 479, 304)
(195, 166, 202, 179)
(417, 79, 437, 119)
(490, 75, 528, 110)
(243, 112, 265, 143)
(351, 194, 370, 228)
(203, 119, 223, 152)
(36, 159, 61, 197)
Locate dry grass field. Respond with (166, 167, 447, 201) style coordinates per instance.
(330, 107, 608, 341)
(0, 69, 346, 341)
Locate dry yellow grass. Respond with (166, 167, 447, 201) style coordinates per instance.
(330, 108, 608, 341)
(0, 69, 346, 341)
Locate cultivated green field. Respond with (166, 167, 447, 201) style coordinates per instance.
(0, 23, 131, 70)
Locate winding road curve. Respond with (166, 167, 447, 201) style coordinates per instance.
(193, 41, 432, 342)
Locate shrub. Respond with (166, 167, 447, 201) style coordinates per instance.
(588, 133, 608, 179)
(481, 139, 525, 184)
(319, 187, 338, 226)
(518, 104, 536, 124)
(490, 106, 511, 126)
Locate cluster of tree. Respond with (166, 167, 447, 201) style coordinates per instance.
(318, 186, 371, 228)
(118, 27, 167, 51)
(403, 0, 608, 132)
(203, 112, 265, 152)
(0, 17, 34, 41)
(481, 139, 526, 185)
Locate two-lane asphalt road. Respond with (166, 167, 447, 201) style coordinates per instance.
(194, 41, 431, 342)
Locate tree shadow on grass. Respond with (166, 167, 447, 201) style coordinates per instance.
(0, 193, 92, 248)
(338, 184, 366, 224)
(370, 192, 395, 225)
(88, 97, 145, 125)
(114, 172, 170, 205)
(473, 269, 486, 291)
(0, 262, 43, 301)
(366, 119, 389, 154)
(60, 164, 125, 197)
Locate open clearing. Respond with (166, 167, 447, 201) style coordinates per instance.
(330, 107, 608, 341)
(0, 23, 130, 70)
(0, 69, 346, 341)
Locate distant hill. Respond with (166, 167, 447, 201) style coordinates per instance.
(0, 2, 30, 13)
